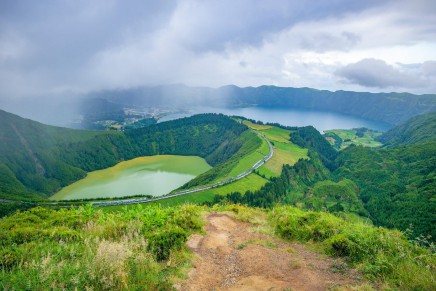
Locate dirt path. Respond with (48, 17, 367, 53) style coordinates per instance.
(176, 213, 364, 291)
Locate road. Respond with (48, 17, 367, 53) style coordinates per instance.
(91, 130, 273, 206)
(2, 130, 274, 207)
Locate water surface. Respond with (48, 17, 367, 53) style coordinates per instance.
(159, 107, 391, 132)
(50, 155, 211, 200)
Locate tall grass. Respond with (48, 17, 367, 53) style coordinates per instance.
(1, 204, 434, 290)
(0, 204, 204, 290)
(270, 206, 435, 289)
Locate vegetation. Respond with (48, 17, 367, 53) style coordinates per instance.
(208, 114, 435, 241)
(376, 111, 436, 146)
(270, 205, 435, 289)
(0, 111, 251, 201)
(324, 128, 383, 150)
(242, 120, 308, 177)
(206, 164, 294, 208)
(1, 106, 435, 289)
(123, 118, 157, 130)
(180, 130, 264, 189)
(1, 204, 434, 290)
(333, 142, 436, 239)
(0, 204, 203, 290)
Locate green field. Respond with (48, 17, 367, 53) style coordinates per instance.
(324, 129, 383, 149)
(242, 120, 272, 130)
(50, 155, 211, 200)
(224, 134, 270, 178)
(242, 122, 309, 178)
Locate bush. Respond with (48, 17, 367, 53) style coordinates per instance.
(146, 227, 188, 262)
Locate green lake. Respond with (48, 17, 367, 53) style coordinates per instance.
(50, 155, 211, 200)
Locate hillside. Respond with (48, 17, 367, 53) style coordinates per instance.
(0, 110, 254, 200)
(376, 110, 436, 146)
(0, 204, 434, 290)
(1, 110, 435, 290)
(202, 114, 435, 240)
(94, 84, 436, 125)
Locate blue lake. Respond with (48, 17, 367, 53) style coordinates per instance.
(159, 107, 392, 132)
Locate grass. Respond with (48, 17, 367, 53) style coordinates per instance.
(0, 204, 204, 290)
(242, 120, 272, 130)
(262, 127, 294, 143)
(198, 173, 268, 196)
(224, 135, 270, 179)
(246, 124, 309, 178)
(270, 206, 436, 289)
(1, 204, 434, 290)
(259, 142, 308, 177)
(51, 155, 211, 201)
(325, 129, 383, 149)
(104, 173, 268, 210)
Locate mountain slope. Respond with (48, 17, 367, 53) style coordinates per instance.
(206, 116, 435, 240)
(0, 110, 252, 200)
(376, 111, 436, 146)
(96, 84, 436, 125)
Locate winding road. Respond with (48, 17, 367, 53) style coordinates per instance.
(4, 130, 273, 207)
(91, 130, 273, 206)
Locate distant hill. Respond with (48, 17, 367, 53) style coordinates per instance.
(376, 111, 436, 146)
(91, 84, 436, 125)
(0, 109, 251, 200)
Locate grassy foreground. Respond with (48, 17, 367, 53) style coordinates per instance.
(1, 204, 434, 290)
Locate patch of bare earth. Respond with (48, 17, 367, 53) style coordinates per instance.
(176, 213, 365, 291)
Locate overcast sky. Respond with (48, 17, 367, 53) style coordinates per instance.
(1, 0, 436, 101)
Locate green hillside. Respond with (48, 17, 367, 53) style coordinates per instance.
(0, 204, 434, 290)
(205, 114, 435, 240)
(376, 111, 436, 146)
(0, 110, 254, 201)
(1, 110, 435, 290)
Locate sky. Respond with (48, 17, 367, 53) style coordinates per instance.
(1, 0, 436, 102)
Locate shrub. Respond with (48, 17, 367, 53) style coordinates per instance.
(170, 204, 203, 231)
(146, 227, 187, 262)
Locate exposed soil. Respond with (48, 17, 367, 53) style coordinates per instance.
(176, 213, 365, 291)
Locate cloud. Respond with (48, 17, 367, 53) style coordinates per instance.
(1, 0, 436, 103)
(336, 59, 436, 91)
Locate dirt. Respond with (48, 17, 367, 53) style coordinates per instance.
(176, 213, 365, 291)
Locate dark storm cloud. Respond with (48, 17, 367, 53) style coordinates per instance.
(0, 0, 435, 103)
(0, 0, 177, 74)
(168, 0, 382, 52)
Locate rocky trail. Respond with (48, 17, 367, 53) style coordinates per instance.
(176, 213, 365, 291)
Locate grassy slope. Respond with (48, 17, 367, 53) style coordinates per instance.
(242, 121, 308, 178)
(143, 121, 309, 207)
(324, 129, 383, 149)
(224, 132, 270, 179)
(376, 110, 436, 146)
(1, 204, 434, 290)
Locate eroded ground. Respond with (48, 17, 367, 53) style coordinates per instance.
(176, 213, 365, 291)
